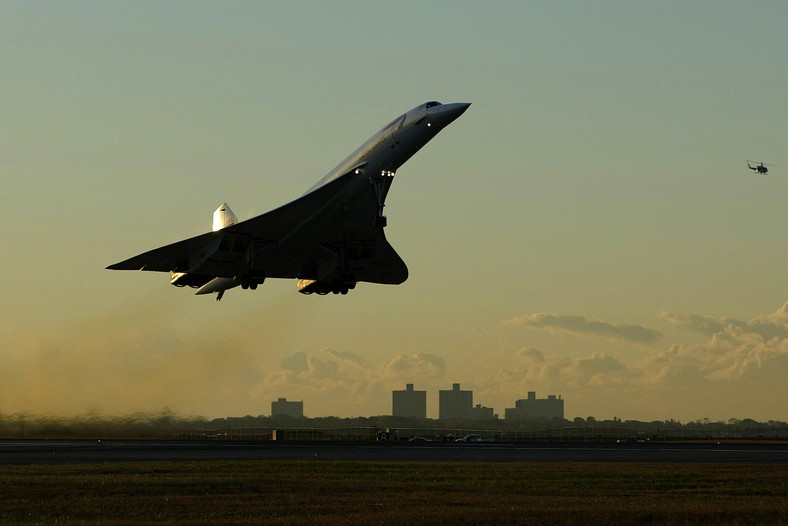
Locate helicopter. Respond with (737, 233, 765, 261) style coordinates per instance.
(746, 160, 774, 174)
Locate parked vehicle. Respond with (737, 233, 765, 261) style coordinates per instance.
(455, 434, 494, 443)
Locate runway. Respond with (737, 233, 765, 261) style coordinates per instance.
(2, 440, 787, 465)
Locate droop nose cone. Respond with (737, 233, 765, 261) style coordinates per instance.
(434, 102, 471, 127)
(446, 102, 471, 116)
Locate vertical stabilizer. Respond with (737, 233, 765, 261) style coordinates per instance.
(212, 203, 238, 231)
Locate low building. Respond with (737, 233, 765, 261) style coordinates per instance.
(505, 391, 564, 420)
(469, 404, 497, 420)
(271, 398, 304, 418)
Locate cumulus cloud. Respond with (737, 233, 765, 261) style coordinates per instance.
(379, 352, 446, 382)
(516, 347, 545, 363)
(503, 312, 662, 345)
(322, 348, 370, 370)
(661, 302, 788, 342)
(566, 353, 627, 383)
(649, 303, 788, 383)
(270, 353, 348, 385)
(280, 351, 308, 372)
(489, 303, 788, 420)
(264, 350, 448, 415)
(497, 350, 628, 390)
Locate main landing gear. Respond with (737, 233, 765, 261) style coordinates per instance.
(240, 276, 265, 290)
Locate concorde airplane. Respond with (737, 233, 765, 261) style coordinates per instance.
(107, 101, 470, 300)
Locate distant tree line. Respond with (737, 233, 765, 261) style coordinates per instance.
(1, 411, 786, 440)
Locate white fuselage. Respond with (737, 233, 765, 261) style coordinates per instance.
(306, 101, 471, 195)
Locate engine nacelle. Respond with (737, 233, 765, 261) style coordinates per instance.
(170, 204, 239, 290)
(196, 277, 241, 296)
(170, 271, 212, 288)
(297, 279, 356, 295)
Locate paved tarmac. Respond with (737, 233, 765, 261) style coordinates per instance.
(1, 440, 787, 465)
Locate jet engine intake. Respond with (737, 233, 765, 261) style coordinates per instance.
(170, 272, 212, 289)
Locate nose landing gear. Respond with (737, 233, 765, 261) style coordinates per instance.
(370, 170, 395, 228)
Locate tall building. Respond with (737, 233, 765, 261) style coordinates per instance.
(271, 398, 304, 418)
(392, 383, 427, 419)
(439, 383, 473, 420)
(505, 391, 564, 420)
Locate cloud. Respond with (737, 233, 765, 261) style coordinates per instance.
(488, 303, 788, 420)
(661, 302, 788, 342)
(322, 348, 370, 370)
(495, 351, 628, 390)
(264, 350, 448, 415)
(280, 351, 308, 372)
(564, 353, 627, 385)
(270, 353, 348, 385)
(646, 306, 788, 384)
(503, 312, 662, 345)
(516, 347, 545, 363)
(379, 352, 446, 381)
(658, 313, 725, 335)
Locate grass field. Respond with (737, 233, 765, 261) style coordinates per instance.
(1, 461, 786, 525)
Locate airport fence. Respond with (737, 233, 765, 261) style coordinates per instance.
(185, 425, 788, 443)
(185, 427, 377, 442)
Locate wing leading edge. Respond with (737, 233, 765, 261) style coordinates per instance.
(106, 164, 408, 285)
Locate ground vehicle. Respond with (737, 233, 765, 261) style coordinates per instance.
(455, 434, 494, 443)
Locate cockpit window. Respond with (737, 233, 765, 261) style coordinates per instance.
(425, 101, 441, 108)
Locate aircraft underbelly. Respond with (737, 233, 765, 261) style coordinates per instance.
(250, 177, 407, 284)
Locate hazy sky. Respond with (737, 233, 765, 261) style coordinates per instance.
(2, 1, 786, 422)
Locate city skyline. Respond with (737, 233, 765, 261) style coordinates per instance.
(2, 2, 786, 423)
